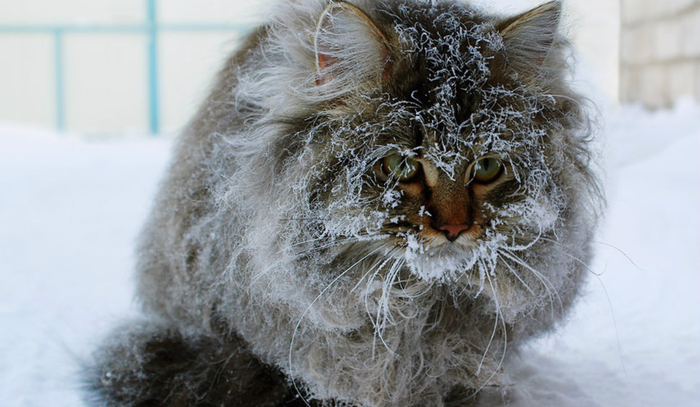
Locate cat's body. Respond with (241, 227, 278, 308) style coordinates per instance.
(89, 0, 601, 406)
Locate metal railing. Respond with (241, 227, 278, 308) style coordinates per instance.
(0, 0, 251, 133)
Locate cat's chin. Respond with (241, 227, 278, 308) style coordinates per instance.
(388, 233, 483, 283)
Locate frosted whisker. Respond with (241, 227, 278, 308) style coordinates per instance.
(500, 249, 563, 317)
(288, 244, 385, 403)
(473, 269, 509, 397)
(497, 253, 537, 297)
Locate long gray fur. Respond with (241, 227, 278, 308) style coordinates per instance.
(88, 0, 602, 406)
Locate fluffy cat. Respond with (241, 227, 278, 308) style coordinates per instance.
(88, 0, 602, 406)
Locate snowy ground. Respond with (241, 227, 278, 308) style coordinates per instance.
(1, 102, 699, 406)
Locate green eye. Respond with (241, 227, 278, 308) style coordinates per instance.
(383, 153, 420, 182)
(473, 157, 503, 183)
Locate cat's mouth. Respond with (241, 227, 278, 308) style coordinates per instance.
(385, 216, 485, 248)
(383, 205, 486, 244)
(400, 235, 483, 282)
(421, 222, 483, 246)
(378, 222, 486, 282)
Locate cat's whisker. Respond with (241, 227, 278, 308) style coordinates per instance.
(473, 269, 509, 397)
(345, 243, 400, 353)
(494, 228, 604, 282)
(278, 217, 330, 221)
(500, 249, 564, 317)
(360, 254, 403, 359)
(377, 259, 402, 329)
(286, 233, 373, 251)
(249, 257, 292, 287)
(364, 264, 387, 359)
(288, 244, 386, 403)
(354, 255, 393, 295)
(250, 237, 358, 289)
(534, 235, 606, 276)
(280, 234, 390, 271)
(492, 224, 545, 248)
(507, 252, 564, 318)
(284, 235, 330, 249)
(591, 239, 643, 271)
(476, 261, 498, 376)
(497, 253, 537, 297)
(533, 239, 627, 375)
(373, 259, 407, 358)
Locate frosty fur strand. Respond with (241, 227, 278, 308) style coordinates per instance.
(89, 0, 602, 406)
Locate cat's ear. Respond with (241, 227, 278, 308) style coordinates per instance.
(314, 1, 391, 87)
(497, 1, 562, 82)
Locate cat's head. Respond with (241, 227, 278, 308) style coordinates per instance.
(230, 0, 597, 307)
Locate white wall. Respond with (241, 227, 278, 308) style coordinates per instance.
(0, 0, 620, 135)
(0, 34, 56, 128)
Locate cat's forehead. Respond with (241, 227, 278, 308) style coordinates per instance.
(389, 2, 502, 79)
(380, 4, 511, 141)
(319, 2, 549, 164)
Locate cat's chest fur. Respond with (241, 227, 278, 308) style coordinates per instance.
(90, 1, 601, 406)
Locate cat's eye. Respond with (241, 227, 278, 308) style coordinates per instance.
(383, 153, 420, 182)
(472, 157, 503, 183)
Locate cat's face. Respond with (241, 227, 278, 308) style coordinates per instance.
(288, 1, 566, 283)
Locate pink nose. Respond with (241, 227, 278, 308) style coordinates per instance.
(437, 223, 471, 242)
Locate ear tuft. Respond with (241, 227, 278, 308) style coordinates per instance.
(498, 1, 562, 82)
(314, 1, 391, 87)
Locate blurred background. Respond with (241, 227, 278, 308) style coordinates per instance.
(0, 0, 277, 136)
(2, 0, 697, 136)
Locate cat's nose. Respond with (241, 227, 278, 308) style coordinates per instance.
(436, 223, 471, 242)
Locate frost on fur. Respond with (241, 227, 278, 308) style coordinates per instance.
(90, 1, 602, 407)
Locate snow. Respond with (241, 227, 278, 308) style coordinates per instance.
(1, 101, 699, 406)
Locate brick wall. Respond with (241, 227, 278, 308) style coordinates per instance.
(620, 0, 700, 107)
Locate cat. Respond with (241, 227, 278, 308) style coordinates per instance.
(88, 0, 602, 406)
